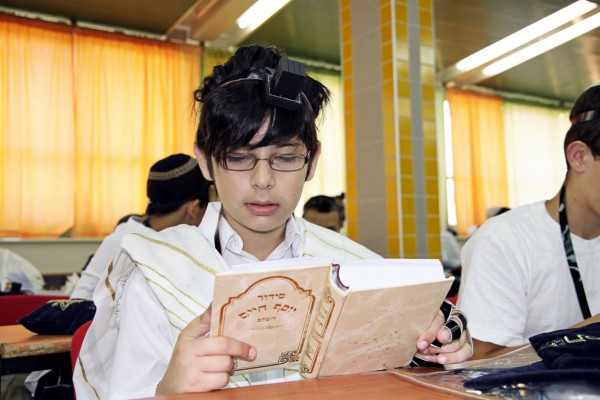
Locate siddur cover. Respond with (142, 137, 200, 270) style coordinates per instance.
(211, 262, 332, 374)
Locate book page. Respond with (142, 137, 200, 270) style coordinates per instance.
(336, 259, 445, 290)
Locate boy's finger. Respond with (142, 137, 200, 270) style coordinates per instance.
(181, 306, 212, 339)
(198, 336, 257, 361)
(416, 311, 445, 350)
(436, 340, 473, 364)
(432, 309, 468, 347)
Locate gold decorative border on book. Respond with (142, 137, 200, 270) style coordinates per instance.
(218, 275, 316, 372)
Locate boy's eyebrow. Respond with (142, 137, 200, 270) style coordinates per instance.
(276, 141, 303, 148)
(234, 141, 304, 151)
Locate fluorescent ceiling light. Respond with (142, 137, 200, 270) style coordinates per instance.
(236, 0, 291, 30)
(455, 0, 597, 71)
(483, 11, 600, 76)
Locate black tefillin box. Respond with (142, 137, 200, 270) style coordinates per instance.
(264, 57, 306, 111)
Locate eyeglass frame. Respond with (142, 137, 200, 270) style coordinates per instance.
(221, 152, 311, 172)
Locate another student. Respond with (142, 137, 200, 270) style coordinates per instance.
(441, 228, 461, 269)
(70, 153, 211, 300)
(485, 206, 511, 219)
(302, 195, 342, 232)
(74, 45, 472, 399)
(458, 83, 600, 360)
(0, 248, 44, 294)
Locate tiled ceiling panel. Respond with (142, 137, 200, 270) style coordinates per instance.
(0, 0, 196, 34)
(1, 0, 600, 102)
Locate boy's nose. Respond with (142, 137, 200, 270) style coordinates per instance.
(250, 159, 275, 189)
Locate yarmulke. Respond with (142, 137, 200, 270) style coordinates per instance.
(19, 299, 96, 335)
(464, 323, 600, 391)
(146, 154, 209, 214)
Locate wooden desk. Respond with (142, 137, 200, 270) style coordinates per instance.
(141, 372, 481, 400)
(141, 347, 547, 400)
(0, 324, 72, 375)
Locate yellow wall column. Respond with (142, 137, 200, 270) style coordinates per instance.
(341, 0, 440, 258)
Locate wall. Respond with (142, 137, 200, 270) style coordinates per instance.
(342, 0, 440, 258)
(0, 239, 101, 275)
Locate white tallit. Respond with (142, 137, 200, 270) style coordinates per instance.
(73, 203, 379, 399)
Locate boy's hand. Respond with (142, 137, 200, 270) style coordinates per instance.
(414, 309, 473, 365)
(156, 307, 257, 395)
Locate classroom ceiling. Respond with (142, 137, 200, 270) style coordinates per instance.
(2, 0, 599, 104)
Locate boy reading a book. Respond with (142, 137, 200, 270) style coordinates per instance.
(73, 44, 472, 399)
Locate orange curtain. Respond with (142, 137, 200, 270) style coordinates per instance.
(0, 16, 75, 237)
(445, 89, 508, 236)
(0, 15, 201, 237)
(73, 30, 200, 236)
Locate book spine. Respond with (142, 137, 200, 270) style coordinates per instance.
(299, 284, 345, 379)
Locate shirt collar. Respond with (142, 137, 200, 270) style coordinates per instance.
(199, 202, 303, 264)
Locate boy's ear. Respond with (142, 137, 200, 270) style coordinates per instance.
(194, 142, 214, 181)
(305, 144, 321, 182)
(186, 199, 201, 215)
(566, 140, 590, 174)
(182, 199, 204, 225)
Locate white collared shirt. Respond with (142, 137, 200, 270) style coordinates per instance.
(198, 203, 303, 266)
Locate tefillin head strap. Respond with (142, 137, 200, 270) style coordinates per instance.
(570, 109, 600, 125)
(222, 57, 309, 112)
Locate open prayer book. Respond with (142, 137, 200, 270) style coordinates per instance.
(209, 257, 454, 378)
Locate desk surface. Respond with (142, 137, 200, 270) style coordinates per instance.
(0, 324, 72, 359)
(141, 372, 481, 400)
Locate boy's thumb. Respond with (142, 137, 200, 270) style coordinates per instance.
(181, 305, 212, 339)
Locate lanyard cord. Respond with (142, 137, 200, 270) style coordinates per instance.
(214, 227, 222, 254)
(214, 208, 224, 254)
(559, 185, 592, 319)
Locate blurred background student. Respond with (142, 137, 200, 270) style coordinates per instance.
(0, 248, 44, 294)
(302, 195, 343, 232)
(70, 153, 212, 300)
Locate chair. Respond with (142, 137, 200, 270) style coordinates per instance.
(0, 294, 69, 326)
(71, 319, 92, 400)
(70, 319, 92, 373)
(446, 294, 458, 305)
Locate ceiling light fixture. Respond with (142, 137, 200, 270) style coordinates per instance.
(455, 0, 597, 71)
(441, 0, 600, 88)
(483, 11, 600, 76)
(236, 0, 291, 31)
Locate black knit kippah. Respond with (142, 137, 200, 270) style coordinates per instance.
(146, 154, 209, 214)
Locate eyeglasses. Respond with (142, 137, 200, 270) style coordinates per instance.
(223, 153, 309, 172)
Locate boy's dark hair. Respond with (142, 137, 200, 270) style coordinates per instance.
(303, 195, 340, 214)
(194, 45, 330, 177)
(565, 83, 600, 166)
(495, 207, 511, 216)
